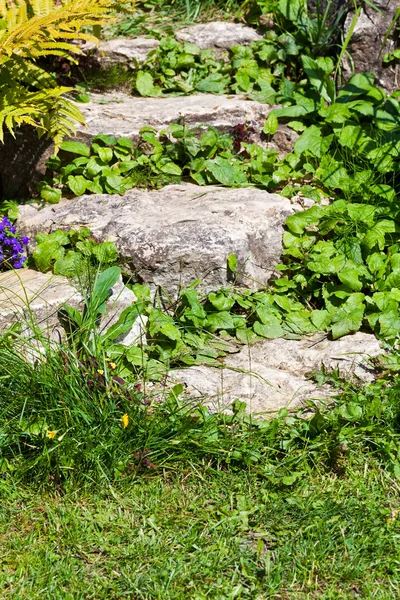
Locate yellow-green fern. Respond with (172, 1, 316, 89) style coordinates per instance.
(0, 0, 133, 147)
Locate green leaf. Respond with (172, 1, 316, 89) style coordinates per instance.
(195, 74, 230, 93)
(96, 147, 113, 163)
(263, 113, 279, 136)
(91, 242, 118, 265)
(208, 292, 235, 311)
(136, 71, 156, 97)
(330, 294, 365, 339)
(60, 141, 90, 157)
(205, 157, 247, 186)
(278, 0, 306, 21)
(90, 266, 121, 315)
(67, 175, 87, 197)
(294, 125, 333, 158)
(40, 185, 61, 204)
(53, 250, 84, 277)
(253, 316, 284, 339)
(207, 311, 235, 331)
(33, 241, 65, 272)
(285, 205, 323, 234)
(227, 253, 237, 273)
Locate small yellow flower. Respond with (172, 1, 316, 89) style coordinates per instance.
(47, 430, 56, 439)
(97, 369, 104, 375)
(121, 413, 129, 429)
(109, 362, 117, 370)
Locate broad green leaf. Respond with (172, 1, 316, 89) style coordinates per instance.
(278, 0, 306, 21)
(253, 316, 284, 338)
(40, 185, 61, 204)
(208, 292, 235, 311)
(205, 157, 248, 186)
(33, 241, 65, 272)
(60, 141, 90, 157)
(207, 311, 235, 331)
(263, 113, 279, 136)
(136, 71, 155, 97)
(67, 175, 87, 197)
(96, 147, 113, 163)
(285, 205, 323, 234)
(294, 125, 333, 158)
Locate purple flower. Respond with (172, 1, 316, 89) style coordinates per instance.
(0, 217, 28, 271)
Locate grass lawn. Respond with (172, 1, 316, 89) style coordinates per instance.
(1, 453, 400, 599)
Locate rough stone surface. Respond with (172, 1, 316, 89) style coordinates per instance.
(18, 184, 301, 293)
(175, 22, 263, 50)
(173, 332, 383, 415)
(0, 128, 53, 200)
(343, 0, 399, 93)
(76, 92, 278, 146)
(0, 269, 143, 344)
(97, 37, 160, 66)
(2, 93, 291, 200)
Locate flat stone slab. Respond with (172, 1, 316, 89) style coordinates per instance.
(0, 269, 141, 343)
(172, 332, 382, 415)
(0, 93, 292, 199)
(175, 22, 263, 49)
(18, 184, 300, 293)
(97, 37, 160, 65)
(76, 92, 276, 145)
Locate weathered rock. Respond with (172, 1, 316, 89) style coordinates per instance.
(0, 128, 54, 200)
(97, 37, 160, 66)
(2, 93, 291, 200)
(175, 22, 263, 50)
(0, 269, 143, 344)
(172, 332, 382, 415)
(343, 0, 399, 93)
(18, 184, 301, 293)
(76, 92, 277, 145)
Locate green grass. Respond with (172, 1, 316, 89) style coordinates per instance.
(103, 0, 243, 40)
(1, 453, 400, 599)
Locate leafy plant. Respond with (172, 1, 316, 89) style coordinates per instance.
(31, 227, 118, 276)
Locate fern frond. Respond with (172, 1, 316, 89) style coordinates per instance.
(0, 0, 134, 146)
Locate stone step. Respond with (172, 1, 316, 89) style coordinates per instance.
(0, 93, 296, 200)
(0, 269, 141, 344)
(89, 22, 262, 67)
(172, 332, 382, 415)
(18, 183, 300, 294)
(76, 92, 281, 147)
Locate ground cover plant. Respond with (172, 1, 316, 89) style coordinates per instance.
(71, 0, 346, 100)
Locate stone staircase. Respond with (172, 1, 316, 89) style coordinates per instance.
(0, 21, 384, 414)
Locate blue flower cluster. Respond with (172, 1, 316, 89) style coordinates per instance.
(0, 217, 29, 270)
